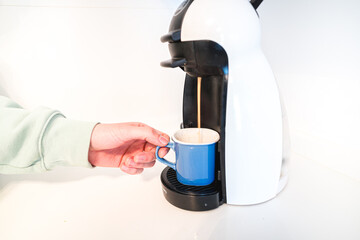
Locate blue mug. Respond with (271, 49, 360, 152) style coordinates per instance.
(155, 128, 220, 186)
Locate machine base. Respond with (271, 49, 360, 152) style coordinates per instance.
(160, 167, 222, 211)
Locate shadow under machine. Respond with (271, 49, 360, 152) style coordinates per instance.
(160, 0, 290, 211)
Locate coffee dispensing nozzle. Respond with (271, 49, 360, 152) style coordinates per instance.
(250, 0, 263, 10)
(160, 39, 228, 77)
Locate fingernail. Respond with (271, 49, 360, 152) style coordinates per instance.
(159, 135, 168, 145)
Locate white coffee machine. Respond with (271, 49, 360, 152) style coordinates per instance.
(160, 0, 289, 211)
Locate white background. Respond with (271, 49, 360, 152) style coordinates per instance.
(0, 0, 359, 239)
(1, 0, 359, 180)
(260, 0, 360, 181)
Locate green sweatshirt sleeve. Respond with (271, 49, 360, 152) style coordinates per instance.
(0, 96, 97, 174)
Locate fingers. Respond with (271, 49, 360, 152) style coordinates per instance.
(120, 144, 170, 175)
(117, 143, 170, 175)
(134, 151, 155, 163)
(143, 142, 170, 160)
(119, 140, 144, 173)
(128, 156, 156, 168)
(121, 156, 155, 175)
(119, 140, 157, 175)
(120, 164, 144, 175)
(118, 123, 170, 147)
(157, 147, 170, 158)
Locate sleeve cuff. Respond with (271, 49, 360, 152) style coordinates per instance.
(40, 114, 98, 170)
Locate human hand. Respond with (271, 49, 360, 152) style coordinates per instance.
(88, 122, 170, 175)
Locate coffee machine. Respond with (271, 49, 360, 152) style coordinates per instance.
(160, 0, 289, 211)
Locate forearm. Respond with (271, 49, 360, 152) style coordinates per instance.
(0, 96, 96, 174)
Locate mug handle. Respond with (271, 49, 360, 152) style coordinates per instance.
(156, 142, 176, 170)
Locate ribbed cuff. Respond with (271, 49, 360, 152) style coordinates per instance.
(40, 114, 97, 170)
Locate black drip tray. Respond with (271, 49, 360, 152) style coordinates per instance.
(160, 167, 222, 211)
(165, 167, 219, 195)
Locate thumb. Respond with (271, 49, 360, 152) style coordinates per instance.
(121, 123, 170, 146)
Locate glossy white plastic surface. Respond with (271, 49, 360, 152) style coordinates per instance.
(181, 0, 284, 205)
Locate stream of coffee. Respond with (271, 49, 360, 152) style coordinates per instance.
(197, 76, 202, 143)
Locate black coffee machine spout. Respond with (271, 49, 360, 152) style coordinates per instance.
(160, 58, 186, 69)
(250, 0, 263, 9)
(160, 40, 228, 78)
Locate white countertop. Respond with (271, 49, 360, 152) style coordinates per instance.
(0, 152, 359, 240)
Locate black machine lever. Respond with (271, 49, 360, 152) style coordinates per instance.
(160, 58, 187, 68)
(160, 30, 181, 43)
(250, 0, 263, 9)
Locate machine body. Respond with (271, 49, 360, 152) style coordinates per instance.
(161, 0, 288, 211)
